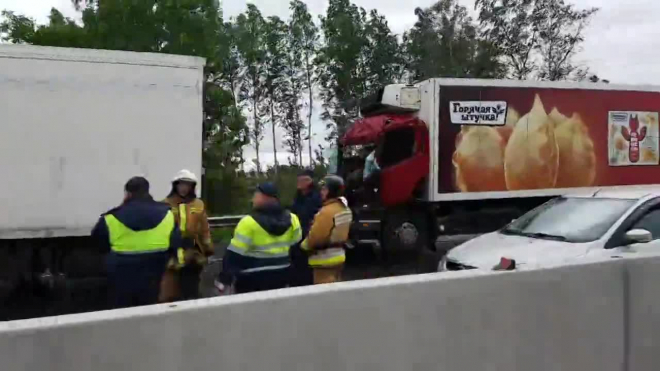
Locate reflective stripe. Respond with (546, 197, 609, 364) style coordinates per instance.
(105, 212, 174, 254)
(179, 203, 187, 234)
(177, 247, 185, 265)
(227, 244, 290, 259)
(233, 233, 252, 246)
(334, 211, 353, 226)
(242, 264, 291, 274)
(230, 214, 301, 259)
(309, 247, 346, 267)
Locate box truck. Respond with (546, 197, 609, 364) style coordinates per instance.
(339, 78, 660, 260)
(0, 45, 205, 317)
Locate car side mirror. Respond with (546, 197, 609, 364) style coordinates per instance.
(625, 229, 653, 244)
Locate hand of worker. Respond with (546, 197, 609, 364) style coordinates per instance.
(214, 279, 234, 296)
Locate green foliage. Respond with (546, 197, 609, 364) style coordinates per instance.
(235, 4, 267, 173)
(289, 0, 319, 166)
(403, 0, 505, 81)
(475, 0, 598, 80)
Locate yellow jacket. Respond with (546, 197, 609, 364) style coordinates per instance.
(163, 195, 213, 266)
(301, 198, 353, 267)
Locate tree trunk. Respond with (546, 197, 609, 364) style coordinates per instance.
(253, 99, 261, 174)
(270, 100, 278, 174)
(307, 70, 314, 167)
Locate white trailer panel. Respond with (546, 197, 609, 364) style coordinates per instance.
(0, 45, 205, 239)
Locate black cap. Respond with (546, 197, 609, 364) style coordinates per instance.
(298, 169, 315, 178)
(256, 182, 279, 199)
(125, 176, 150, 198)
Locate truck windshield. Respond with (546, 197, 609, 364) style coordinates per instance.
(501, 197, 635, 243)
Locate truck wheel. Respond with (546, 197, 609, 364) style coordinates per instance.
(381, 211, 429, 259)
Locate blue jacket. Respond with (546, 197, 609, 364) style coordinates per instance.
(92, 198, 181, 258)
(290, 188, 322, 238)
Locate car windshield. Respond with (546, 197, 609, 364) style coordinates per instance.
(501, 197, 636, 243)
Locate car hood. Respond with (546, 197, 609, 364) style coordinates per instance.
(446, 232, 593, 270)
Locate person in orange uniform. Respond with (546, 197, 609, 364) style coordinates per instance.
(301, 175, 353, 284)
(159, 169, 213, 302)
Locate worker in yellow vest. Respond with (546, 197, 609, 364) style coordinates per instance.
(92, 177, 181, 308)
(216, 182, 302, 294)
(159, 169, 213, 302)
(301, 175, 353, 284)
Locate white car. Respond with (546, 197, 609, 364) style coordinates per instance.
(439, 188, 660, 272)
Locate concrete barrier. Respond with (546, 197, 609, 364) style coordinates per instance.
(0, 257, 630, 371)
(624, 255, 660, 370)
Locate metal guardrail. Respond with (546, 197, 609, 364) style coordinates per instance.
(208, 215, 245, 228)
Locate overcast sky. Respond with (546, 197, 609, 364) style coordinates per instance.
(3, 0, 659, 168)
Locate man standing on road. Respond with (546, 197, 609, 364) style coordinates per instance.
(216, 183, 302, 294)
(92, 177, 180, 308)
(301, 175, 353, 284)
(289, 170, 322, 286)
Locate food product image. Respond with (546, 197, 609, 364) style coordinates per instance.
(453, 125, 507, 192)
(553, 113, 597, 187)
(549, 107, 568, 127)
(608, 111, 659, 166)
(504, 95, 559, 190)
(496, 107, 519, 143)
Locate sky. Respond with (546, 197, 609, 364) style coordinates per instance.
(3, 0, 660, 168)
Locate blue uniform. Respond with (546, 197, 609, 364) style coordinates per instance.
(92, 198, 181, 308)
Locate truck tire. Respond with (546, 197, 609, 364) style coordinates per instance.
(381, 210, 429, 257)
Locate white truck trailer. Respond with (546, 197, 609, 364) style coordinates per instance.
(0, 45, 205, 317)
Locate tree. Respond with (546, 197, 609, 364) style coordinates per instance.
(475, 0, 598, 80)
(1, 9, 88, 47)
(364, 10, 404, 89)
(535, 0, 599, 81)
(403, 0, 504, 81)
(282, 24, 305, 166)
(261, 16, 288, 172)
(289, 0, 319, 166)
(235, 4, 267, 173)
(317, 0, 368, 142)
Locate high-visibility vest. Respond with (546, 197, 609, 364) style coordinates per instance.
(104, 211, 175, 254)
(228, 213, 302, 274)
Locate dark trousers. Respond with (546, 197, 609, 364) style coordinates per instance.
(179, 264, 203, 300)
(106, 252, 169, 309)
(289, 243, 313, 287)
(235, 268, 289, 294)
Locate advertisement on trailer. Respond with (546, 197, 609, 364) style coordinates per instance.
(439, 85, 660, 194)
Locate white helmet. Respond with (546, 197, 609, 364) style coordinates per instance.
(172, 169, 198, 184)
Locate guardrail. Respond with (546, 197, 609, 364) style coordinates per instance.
(208, 215, 245, 228)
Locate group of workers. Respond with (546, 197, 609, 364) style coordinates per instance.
(92, 169, 352, 308)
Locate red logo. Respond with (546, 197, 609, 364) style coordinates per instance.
(621, 115, 647, 163)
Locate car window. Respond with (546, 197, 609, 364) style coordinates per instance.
(630, 209, 660, 240)
(501, 197, 635, 243)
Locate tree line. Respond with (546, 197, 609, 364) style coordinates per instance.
(1, 0, 601, 214)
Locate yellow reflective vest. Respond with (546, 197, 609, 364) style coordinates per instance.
(104, 211, 175, 254)
(227, 213, 302, 274)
